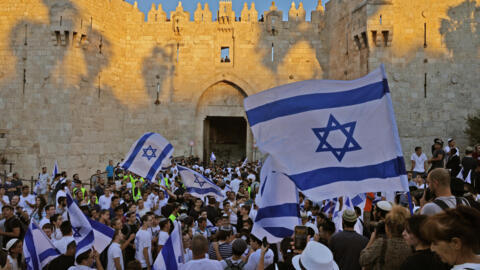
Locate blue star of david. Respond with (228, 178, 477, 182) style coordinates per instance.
(312, 114, 362, 162)
(142, 145, 157, 161)
(193, 174, 206, 187)
(72, 226, 82, 237)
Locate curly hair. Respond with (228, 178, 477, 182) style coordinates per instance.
(385, 205, 410, 237)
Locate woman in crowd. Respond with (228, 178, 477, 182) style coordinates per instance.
(400, 215, 449, 270)
(422, 206, 480, 270)
(6, 239, 24, 270)
(360, 205, 412, 270)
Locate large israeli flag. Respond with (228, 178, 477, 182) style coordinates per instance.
(24, 221, 61, 270)
(66, 190, 113, 255)
(244, 65, 408, 200)
(252, 156, 300, 243)
(177, 165, 224, 201)
(51, 160, 59, 179)
(153, 221, 184, 270)
(121, 133, 174, 181)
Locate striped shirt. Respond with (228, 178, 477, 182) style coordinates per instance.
(208, 242, 232, 260)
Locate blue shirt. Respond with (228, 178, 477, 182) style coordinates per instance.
(106, 165, 114, 177)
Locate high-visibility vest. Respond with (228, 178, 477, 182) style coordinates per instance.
(73, 187, 86, 200)
(169, 214, 176, 222)
(133, 187, 142, 202)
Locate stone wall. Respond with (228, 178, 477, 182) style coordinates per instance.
(0, 0, 478, 178)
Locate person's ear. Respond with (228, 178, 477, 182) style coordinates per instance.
(450, 237, 462, 251)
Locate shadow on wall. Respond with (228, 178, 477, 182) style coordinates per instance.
(142, 46, 176, 105)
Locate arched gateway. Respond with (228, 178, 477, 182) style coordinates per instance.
(195, 80, 254, 163)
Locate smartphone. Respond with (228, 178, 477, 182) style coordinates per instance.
(262, 236, 268, 248)
(294, 226, 308, 250)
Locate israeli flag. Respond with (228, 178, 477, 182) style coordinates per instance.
(252, 156, 300, 243)
(51, 160, 59, 179)
(210, 152, 216, 162)
(177, 165, 224, 201)
(456, 168, 472, 184)
(66, 190, 113, 255)
(121, 133, 174, 181)
(153, 221, 184, 270)
(241, 157, 248, 168)
(244, 65, 408, 201)
(24, 221, 61, 270)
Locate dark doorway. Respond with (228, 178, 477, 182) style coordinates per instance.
(203, 116, 246, 163)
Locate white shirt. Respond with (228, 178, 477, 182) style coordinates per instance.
(247, 173, 256, 181)
(451, 263, 480, 270)
(99, 194, 113, 210)
(135, 228, 153, 268)
(180, 258, 223, 270)
(411, 153, 428, 173)
(137, 206, 150, 217)
(56, 190, 66, 207)
(67, 266, 96, 270)
(19, 194, 36, 215)
(158, 230, 169, 246)
(7, 255, 19, 270)
(244, 248, 274, 270)
(54, 236, 75, 254)
(230, 178, 242, 193)
(107, 242, 124, 270)
(0, 195, 10, 209)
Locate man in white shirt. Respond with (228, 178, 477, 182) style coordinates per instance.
(157, 218, 170, 251)
(39, 204, 55, 228)
(107, 230, 124, 270)
(19, 185, 36, 216)
(410, 146, 428, 178)
(136, 199, 150, 218)
(53, 221, 75, 254)
(135, 215, 153, 270)
(181, 235, 222, 270)
(230, 174, 243, 193)
(0, 187, 10, 209)
(244, 235, 274, 270)
(99, 187, 113, 210)
(37, 167, 50, 196)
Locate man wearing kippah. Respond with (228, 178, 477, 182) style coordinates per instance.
(329, 209, 369, 270)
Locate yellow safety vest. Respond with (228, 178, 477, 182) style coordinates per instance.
(73, 187, 86, 200)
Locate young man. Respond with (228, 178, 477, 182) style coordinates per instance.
(244, 235, 274, 270)
(107, 230, 124, 270)
(68, 249, 104, 270)
(181, 235, 222, 270)
(54, 221, 75, 254)
(157, 217, 170, 252)
(19, 185, 36, 216)
(99, 187, 113, 210)
(0, 205, 23, 246)
(48, 240, 76, 270)
(135, 215, 153, 270)
(329, 209, 369, 270)
(39, 204, 56, 228)
(410, 147, 428, 178)
(428, 141, 445, 172)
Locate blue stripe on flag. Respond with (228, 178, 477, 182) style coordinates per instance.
(263, 227, 294, 238)
(146, 144, 173, 180)
(186, 187, 223, 197)
(160, 236, 178, 270)
(290, 157, 406, 190)
(122, 132, 155, 170)
(76, 230, 95, 252)
(246, 80, 388, 127)
(39, 248, 60, 262)
(89, 219, 115, 238)
(255, 203, 300, 222)
(25, 227, 40, 270)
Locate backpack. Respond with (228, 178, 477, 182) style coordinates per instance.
(433, 197, 470, 210)
(224, 259, 246, 270)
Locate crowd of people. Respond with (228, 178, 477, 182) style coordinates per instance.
(0, 138, 479, 270)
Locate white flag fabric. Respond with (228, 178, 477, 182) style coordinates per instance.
(177, 165, 224, 201)
(153, 221, 184, 270)
(24, 221, 61, 270)
(252, 156, 300, 243)
(244, 65, 408, 201)
(456, 168, 464, 180)
(66, 190, 113, 255)
(241, 157, 248, 168)
(121, 132, 174, 181)
(465, 170, 472, 184)
(210, 152, 216, 162)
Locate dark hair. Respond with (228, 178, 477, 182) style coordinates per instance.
(405, 215, 429, 246)
(2, 205, 13, 211)
(422, 206, 480, 251)
(76, 249, 91, 265)
(197, 217, 207, 225)
(60, 221, 72, 235)
(50, 213, 61, 224)
(216, 229, 232, 241)
(415, 146, 421, 151)
(319, 219, 335, 234)
(159, 218, 170, 230)
(42, 223, 54, 231)
(343, 220, 356, 228)
(250, 234, 262, 245)
(141, 214, 151, 223)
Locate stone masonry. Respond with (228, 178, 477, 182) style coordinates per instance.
(0, 0, 478, 178)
